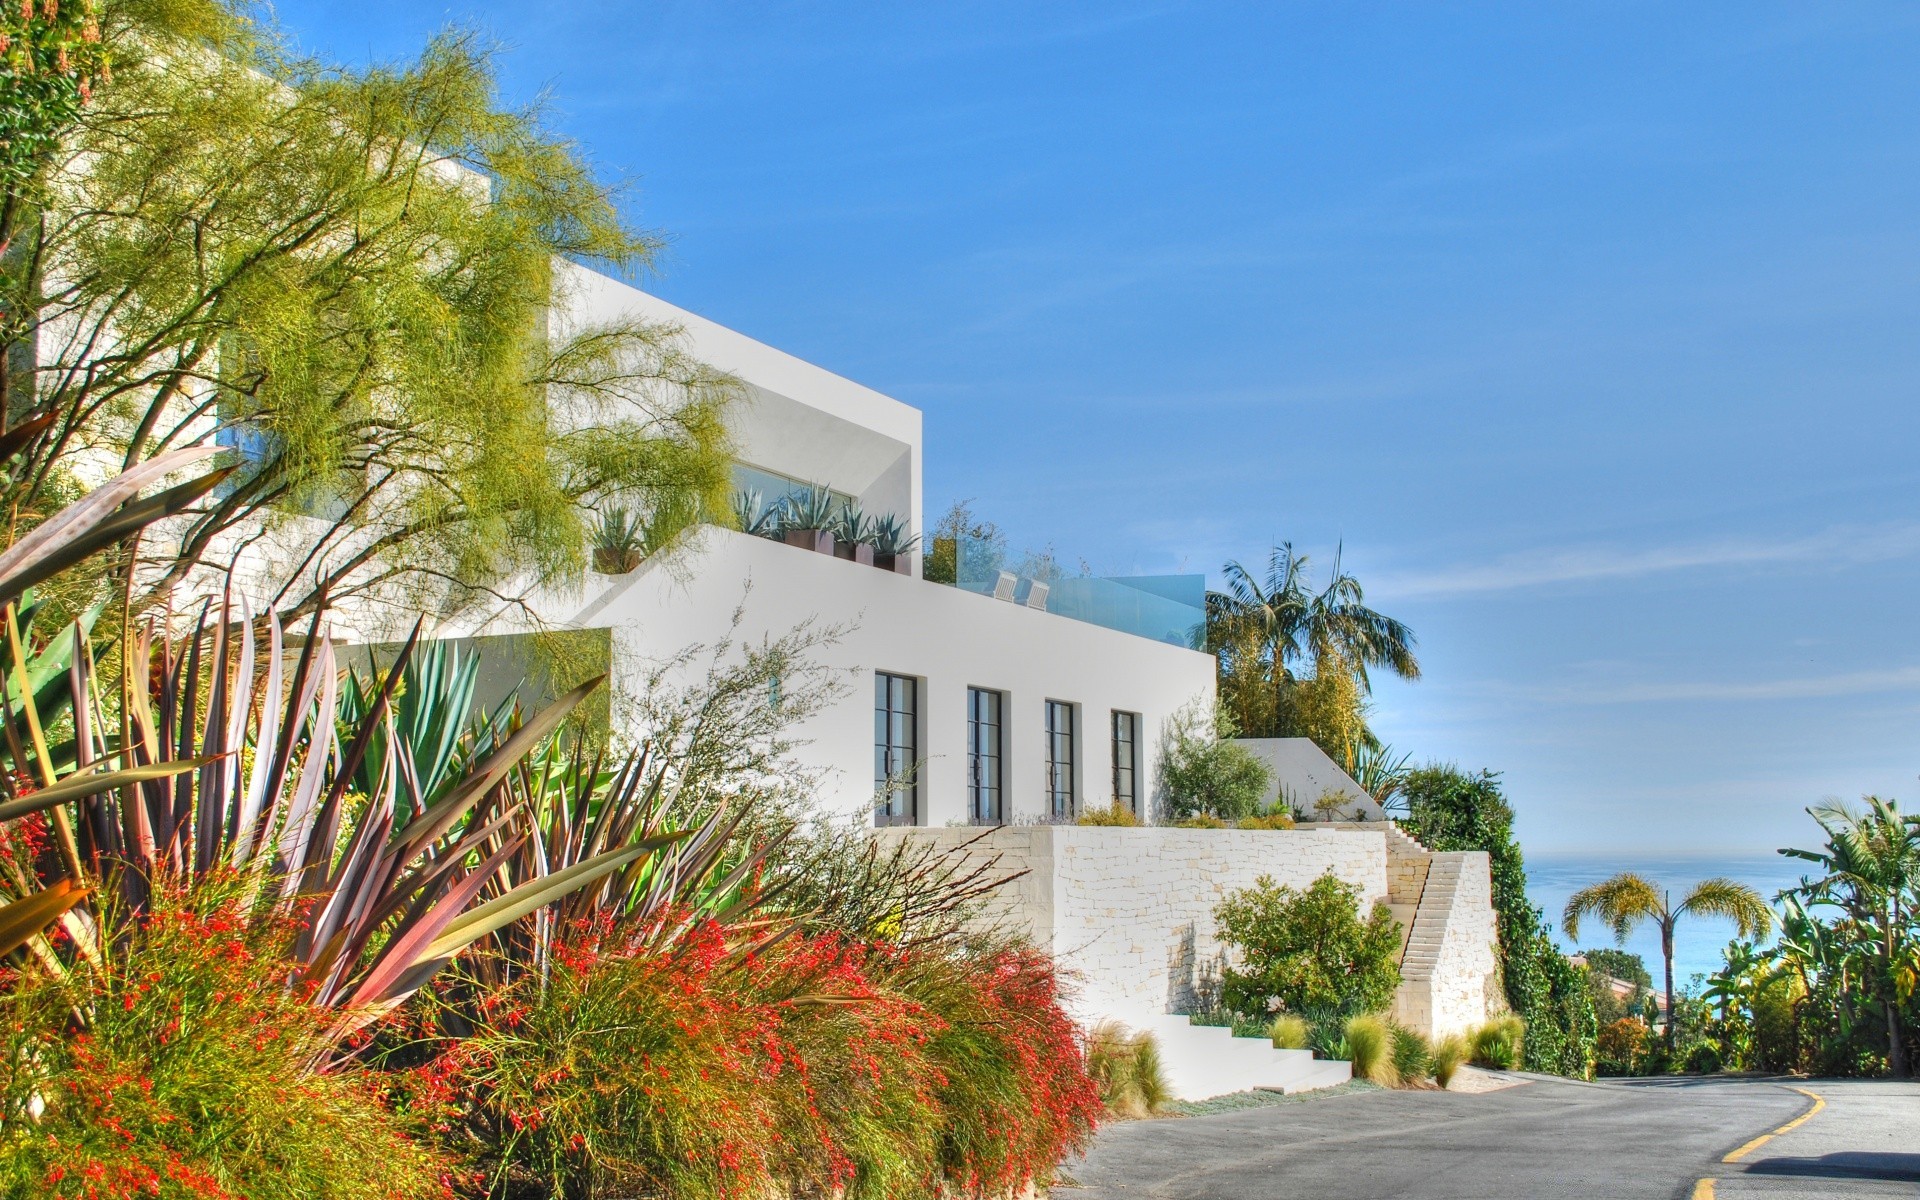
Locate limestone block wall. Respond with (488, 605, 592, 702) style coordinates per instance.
(1390, 850, 1499, 1039)
(882, 826, 1388, 1027)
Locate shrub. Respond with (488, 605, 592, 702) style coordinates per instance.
(1469, 1015, 1526, 1070)
(908, 945, 1103, 1191)
(1268, 1014, 1311, 1050)
(1594, 1018, 1651, 1076)
(1390, 1024, 1433, 1083)
(1159, 704, 1272, 822)
(1431, 1035, 1469, 1088)
(435, 924, 1099, 1200)
(1344, 1015, 1398, 1087)
(1078, 802, 1141, 827)
(1214, 873, 1403, 1022)
(1237, 811, 1296, 830)
(1173, 813, 1228, 829)
(1085, 1022, 1169, 1119)
(0, 880, 447, 1200)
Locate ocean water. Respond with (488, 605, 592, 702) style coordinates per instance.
(1523, 852, 1814, 991)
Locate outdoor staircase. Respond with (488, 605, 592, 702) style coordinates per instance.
(1398, 855, 1471, 988)
(1141, 1015, 1353, 1100)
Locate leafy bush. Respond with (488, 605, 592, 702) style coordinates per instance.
(1173, 813, 1228, 829)
(1390, 1024, 1433, 1083)
(1431, 1035, 1469, 1088)
(1267, 1014, 1311, 1050)
(1237, 811, 1295, 830)
(1085, 1022, 1169, 1118)
(1344, 1015, 1398, 1087)
(0, 879, 447, 1200)
(1158, 704, 1272, 822)
(1469, 1015, 1526, 1070)
(1078, 802, 1141, 827)
(1402, 766, 1596, 1076)
(1214, 873, 1403, 1022)
(1594, 1018, 1652, 1076)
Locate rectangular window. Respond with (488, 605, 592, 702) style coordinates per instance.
(967, 688, 1004, 824)
(1044, 700, 1076, 820)
(1112, 710, 1140, 814)
(874, 672, 918, 826)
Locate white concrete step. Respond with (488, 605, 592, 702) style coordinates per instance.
(1261, 1057, 1353, 1095)
(1141, 1015, 1353, 1100)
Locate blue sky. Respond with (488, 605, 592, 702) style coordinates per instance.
(272, 1, 1920, 855)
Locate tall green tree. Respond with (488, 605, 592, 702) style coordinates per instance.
(1207, 542, 1418, 755)
(3, 0, 735, 626)
(1563, 873, 1773, 1051)
(1781, 796, 1920, 1076)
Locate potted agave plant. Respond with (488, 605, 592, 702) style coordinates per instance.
(782, 485, 840, 556)
(871, 514, 919, 575)
(591, 504, 645, 574)
(834, 505, 877, 566)
(731, 489, 786, 539)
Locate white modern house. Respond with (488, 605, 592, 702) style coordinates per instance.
(479, 263, 1502, 1097)
(485, 260, 1221, 829)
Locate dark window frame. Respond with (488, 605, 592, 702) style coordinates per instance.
(874, 672, 919, 826)
(967, 687, 1005, 825)
(1111, 709, 1140, 814)
(1044, 699, 1076, 820)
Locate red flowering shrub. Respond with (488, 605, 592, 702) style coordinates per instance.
(419, 922, 1099, 1200)
(902, 946, 1102, 1194)
(0, 876, 448, 1200)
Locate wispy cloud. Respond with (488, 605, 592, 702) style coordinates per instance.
(1461, 665, 1920, 707)
(1376, 522, 1920, 600)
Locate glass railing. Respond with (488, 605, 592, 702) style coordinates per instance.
(953, 536, 1205, 647)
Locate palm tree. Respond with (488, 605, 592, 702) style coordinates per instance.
(1563, 873, 1774, 1049)
(1209, 543, 1419, 741)
(1215, 543, 1419, 688)
(1782, 796, 1920, 1076)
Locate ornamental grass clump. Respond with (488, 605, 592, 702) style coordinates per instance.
(0, 878, 448, 1200)
(1470, 1014, 1526, 1070)
(1085, 1021, 1170, 1118)
(1390, 1023, 1433, 1084)
(1431, 1035, 1470, 1088)
(1343, 1014, 1398, 1087)
(1267, 1013, 1311, 1050)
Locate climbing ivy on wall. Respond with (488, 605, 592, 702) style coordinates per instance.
(1400, 765, 1598, 1077)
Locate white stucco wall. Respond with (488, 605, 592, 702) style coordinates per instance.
(553, 261, 924, 566)
(1234, 737, 1385, 820)
(543, 526, 1217, 824)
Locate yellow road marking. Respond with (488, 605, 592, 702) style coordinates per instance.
(1691, 1179, 1715, 1200)
(1722, 1087, 1826, 1163)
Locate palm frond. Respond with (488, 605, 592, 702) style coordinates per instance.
(1563, 872, 1666, 943)
(1678, 877, 1774, 940)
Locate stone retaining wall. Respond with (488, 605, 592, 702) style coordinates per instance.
(881, 824, 1497, 1039)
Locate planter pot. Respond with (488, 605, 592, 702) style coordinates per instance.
(835, 541, 875, 566)
(591, 547, 643, 574)
(874, 552, 912, 575)
(783, 528, 835, 555)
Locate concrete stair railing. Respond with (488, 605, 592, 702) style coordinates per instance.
(1140, 1014, 1353, 1100)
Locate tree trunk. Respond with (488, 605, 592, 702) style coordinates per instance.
(1887, 920, 1908, 1076)
(1662, 924, 1677, 1051)
(1886, 997, 1907, 1077)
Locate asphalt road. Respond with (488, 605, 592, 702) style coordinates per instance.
(1063, 1076, 1920, 1200)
